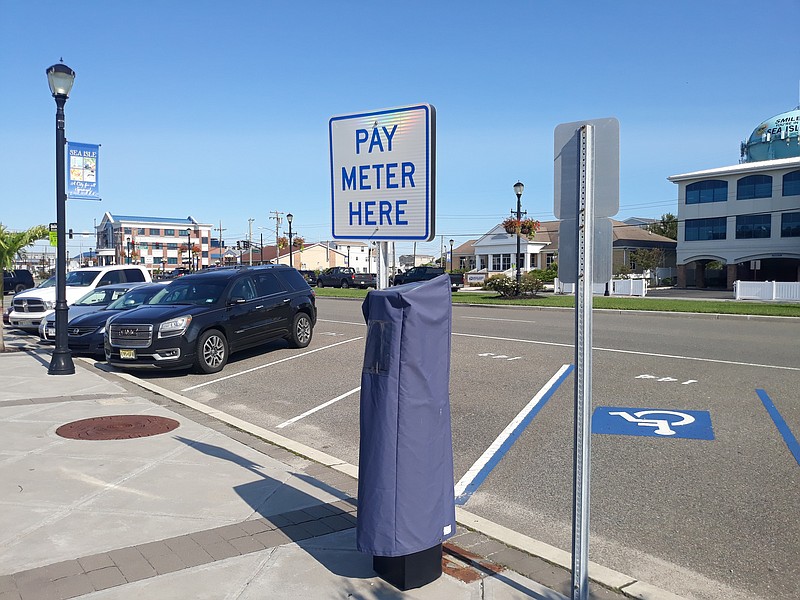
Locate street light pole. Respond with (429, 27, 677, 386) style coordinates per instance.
(185, 228, 192, 272)
(449, 239, 454, 272)
(513, 181, 525, 296)
(47, 61, 76, 375)
(286, 213, 294, 268)
(126, 237, 131, 265)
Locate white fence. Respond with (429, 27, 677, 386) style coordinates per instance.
(734, 281, 800, 301)
(554, 278, 648, 297)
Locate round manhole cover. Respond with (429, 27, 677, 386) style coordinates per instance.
(56, 415, 180, 440)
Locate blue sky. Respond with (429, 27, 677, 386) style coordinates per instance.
(2, 1, 798, 259)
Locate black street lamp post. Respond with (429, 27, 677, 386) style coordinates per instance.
(286, 214, 294, 268)
(47, 62, 76, 375)
(513, 181, 525, 296)
(126, 237, 131, 264)
(449, 239, 454, 271)
(185, 228, 192, 272)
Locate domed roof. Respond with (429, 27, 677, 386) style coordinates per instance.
(741, 107, 800, 162)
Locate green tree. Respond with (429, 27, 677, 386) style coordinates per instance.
(647, 213, 677, 240)
(630, 248, 664, 282)
(0, 223, 48, 352)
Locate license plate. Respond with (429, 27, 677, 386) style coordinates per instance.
(46, 327, 55, 337)
(120, 349, 136, 360)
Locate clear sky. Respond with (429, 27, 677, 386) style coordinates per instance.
(2, 1, 798, 259)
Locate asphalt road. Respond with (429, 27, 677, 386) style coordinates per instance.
(21, 299, 799, 600)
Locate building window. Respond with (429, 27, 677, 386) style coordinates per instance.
(736, 214, 771, 239)
(153, 242, 161, 250)
(153, 257, 162, 265)
(737, 175, 772, 200)
(167, 243, 178, 250)
(149, 228, 160, 235)
(137, 228, 145, 235)
(783, 171, 800, 196)
(167, 257, 178, 265)
(491, 254, 511, 271)
(164, 229, 175, 236)
(201, 237, 209, 244)
(685, 217, 727, 241)
(686, 180, 727, 204)
(781, 212, 800, 237)
(546, 254, 557, 268)
(123, 227, 132, 234)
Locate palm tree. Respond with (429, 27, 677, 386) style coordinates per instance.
(0, 223, 49, 352)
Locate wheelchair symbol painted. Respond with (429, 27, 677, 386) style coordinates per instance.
(606, 410, 694, 436)
(592, 407, 714, 440)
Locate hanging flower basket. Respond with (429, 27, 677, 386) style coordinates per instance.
(502, 217, 540, 236)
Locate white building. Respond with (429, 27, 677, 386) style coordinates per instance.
(95, 213, 213, 275)
(668, 107, 800, 288)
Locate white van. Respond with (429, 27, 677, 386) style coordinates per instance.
(9, 265, 151, 331)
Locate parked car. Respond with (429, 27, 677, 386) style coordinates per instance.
(316, 267, 376, 289)
(298, 270, 318, 286)
(104, 265, 316, 374)
(38, 282, 148, 342)
(8, 265, 151, 332)
(391, 267, 464, 290)
(161, 268, 191, 280)
(64, 282, 168, 357)
(3, 269, 35, 294)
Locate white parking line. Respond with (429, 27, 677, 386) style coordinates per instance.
(454, 364, 573, 503)
(276, 386, 361, 429)
(318, 319, 364, 327)
(180, 337, 364, 392)
(453, 331, 800, 371)
(463, 316, 536, 324)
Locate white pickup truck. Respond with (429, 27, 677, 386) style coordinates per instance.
(9, 265, 151, 331)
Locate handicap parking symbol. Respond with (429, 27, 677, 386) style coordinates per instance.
(592, 407, 714, 440)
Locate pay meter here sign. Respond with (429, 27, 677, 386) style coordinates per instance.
(330, 104, 435, 241)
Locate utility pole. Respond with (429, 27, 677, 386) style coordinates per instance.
(215, 220, 226, 266)
(247, 218, 254, 266)
(269, 211, 284, 264)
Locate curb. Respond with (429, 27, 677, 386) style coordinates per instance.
(86, 358, 689, 600)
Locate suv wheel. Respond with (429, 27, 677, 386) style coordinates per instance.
(340, 280, 349, 289)
(288, 313, 313, 348)
(14, 284, 25, 294)
(195, 329, 228, 374)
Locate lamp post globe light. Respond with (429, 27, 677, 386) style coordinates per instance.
(513, 181, 524, 296)
(185, 228, 192, 272)
(286, 213, 294, 268)
(46, 61, 76, 375)
(449, 239, 454, 271)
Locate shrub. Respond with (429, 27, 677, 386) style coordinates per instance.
(484, 273, 544, 297)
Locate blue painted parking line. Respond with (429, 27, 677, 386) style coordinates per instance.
(592, 407, 714, 440)
(454, 364, 573, 505)
(756, 389, 800, 467)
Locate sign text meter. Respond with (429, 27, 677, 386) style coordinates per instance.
(329, 104, 436, 241)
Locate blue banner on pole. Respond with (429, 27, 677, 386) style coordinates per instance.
(67, 142, 100, 199)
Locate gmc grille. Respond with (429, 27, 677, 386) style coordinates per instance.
(109, 324, 153, 348)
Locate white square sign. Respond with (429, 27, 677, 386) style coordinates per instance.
(329, 104, 435, 241)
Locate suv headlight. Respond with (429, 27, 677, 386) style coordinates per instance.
(43, 300, 56, 310)
(158, 315, 192, 338)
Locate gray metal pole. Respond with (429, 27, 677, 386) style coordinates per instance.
(48, 94, 75, 375)
(571, 124, 594, 600)
(515, 192, 522, 294)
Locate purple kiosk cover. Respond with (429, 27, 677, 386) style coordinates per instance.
(356, 275, 457, 556)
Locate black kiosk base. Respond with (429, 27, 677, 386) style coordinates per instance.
(373, 544, 443, 591)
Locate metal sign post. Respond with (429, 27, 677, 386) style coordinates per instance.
(572, 124, 594, 600)
(554, 117, 619, 600)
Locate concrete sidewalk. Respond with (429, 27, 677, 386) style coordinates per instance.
(0, 348, 590, 600)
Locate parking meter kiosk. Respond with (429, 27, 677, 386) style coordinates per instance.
(357, 275, 457, 590)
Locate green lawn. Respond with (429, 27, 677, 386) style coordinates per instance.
(313, 287, 800, 317)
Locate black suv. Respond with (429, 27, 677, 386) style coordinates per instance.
(3, 269, 35, 294)
(104, 265, 316, 374)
